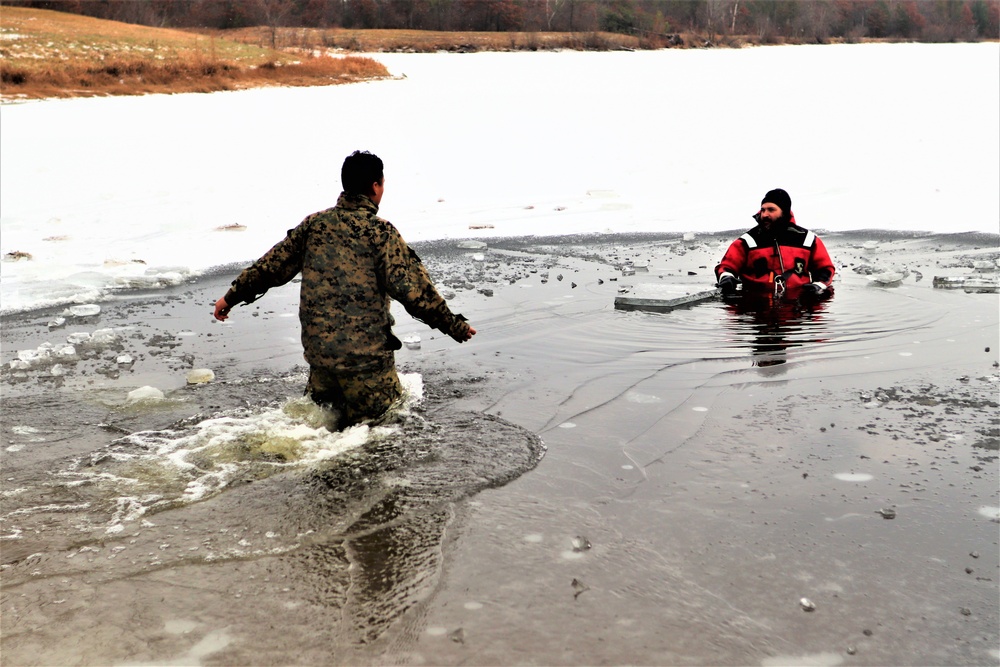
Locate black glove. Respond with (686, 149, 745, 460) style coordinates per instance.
(718, 273, 738, 295)
(800, 282, 828, 297)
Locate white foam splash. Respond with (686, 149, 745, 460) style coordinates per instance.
(75, 374, 423, 533)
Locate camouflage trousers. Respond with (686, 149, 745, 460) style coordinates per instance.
(305, 356, 403, 429)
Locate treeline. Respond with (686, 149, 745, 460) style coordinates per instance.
(4, 0, 998, 43)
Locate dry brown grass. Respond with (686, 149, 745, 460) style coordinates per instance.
(214, 26, 666, 53)
(0, 7, 390, 101)
(8, 6, 919, 102)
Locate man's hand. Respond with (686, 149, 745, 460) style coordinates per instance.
(800, 282, 828, 298)
(447, 318, 477, 343)
(454, 324, 476, 343)
(213, 296, 232, 321)
(718, 273, 738, 296)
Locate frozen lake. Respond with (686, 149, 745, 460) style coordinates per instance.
(1, 44, 998, 666)
(1, 43, 998, 314)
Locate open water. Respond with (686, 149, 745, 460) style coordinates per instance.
(2, 230, 997, 665)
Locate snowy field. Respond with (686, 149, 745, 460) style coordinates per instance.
(1, 42, 998, 314)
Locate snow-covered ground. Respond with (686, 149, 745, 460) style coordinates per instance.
(1, 43, 997, 314)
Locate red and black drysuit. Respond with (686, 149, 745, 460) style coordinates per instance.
(715, 213, 835, 296)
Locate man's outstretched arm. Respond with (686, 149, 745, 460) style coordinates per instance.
(211, 219, 310, 321)
(380, 225, 476, 342)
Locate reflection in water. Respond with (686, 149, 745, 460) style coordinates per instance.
(289, 483, 451, 646)
(723, 292, 831, 372)
(347, 501, 450, 644)
(289, 409, 545, 646)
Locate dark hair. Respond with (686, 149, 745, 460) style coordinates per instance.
(341, 150, 383, 196)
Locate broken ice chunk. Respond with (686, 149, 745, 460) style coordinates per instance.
(67, 332, 92, 346)
(53, 344, 78, 361)
(126, 386, 165, 404)
(867, 269, 909, 286)
(186, 369, 215, 384)
(69, 304, 101, 318)
(90, 329, 119, 346)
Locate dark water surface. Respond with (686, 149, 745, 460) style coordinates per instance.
(2, 231, 998, 666)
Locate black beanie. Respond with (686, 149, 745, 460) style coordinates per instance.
(761, 188, 792, 217)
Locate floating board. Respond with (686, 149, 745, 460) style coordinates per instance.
(614, 284, 721, 313)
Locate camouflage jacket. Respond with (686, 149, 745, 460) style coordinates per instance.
(224, 193, 469, 372)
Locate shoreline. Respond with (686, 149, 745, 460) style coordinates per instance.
(4, 39, 999, 105)
(3, 4, 997, 105)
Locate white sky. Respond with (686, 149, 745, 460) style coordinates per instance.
(1, 43, 997, 313)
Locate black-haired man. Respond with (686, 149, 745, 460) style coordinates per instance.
(214, 150, 475, 428)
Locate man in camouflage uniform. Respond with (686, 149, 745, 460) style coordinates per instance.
(213, 150, 476, 428)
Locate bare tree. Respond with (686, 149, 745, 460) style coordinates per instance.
(241, 0, 296, 48)
(544, 0, 568, 29)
